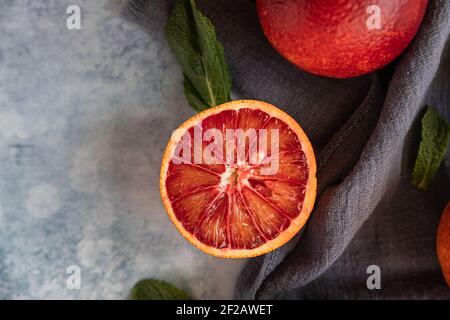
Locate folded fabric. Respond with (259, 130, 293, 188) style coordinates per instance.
(124, 0, 450, 299)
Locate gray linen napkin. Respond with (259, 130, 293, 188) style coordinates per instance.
(124, 0, 450, 299)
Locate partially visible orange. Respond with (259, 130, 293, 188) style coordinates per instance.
(437, 201, 450, 287)
(160, 100, 316, 258)
(257, 0, 428, 78)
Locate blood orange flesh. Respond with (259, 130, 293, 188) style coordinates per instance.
(160, 100, 316, 258)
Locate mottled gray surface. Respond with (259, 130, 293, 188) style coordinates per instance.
(0, 0, 244, 299)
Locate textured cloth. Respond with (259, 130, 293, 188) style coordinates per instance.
(124, 0, 450, 299)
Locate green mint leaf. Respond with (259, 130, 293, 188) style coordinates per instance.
(412, 106, 450, 190)
(131, 279, 192, 300)
(183, 76, 208, 112)
(165, 0, 232, 111)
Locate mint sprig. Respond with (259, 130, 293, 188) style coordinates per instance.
(165, 0, 232, 111)
(131, 279, 192, 300)
(412, 106, 450, 190)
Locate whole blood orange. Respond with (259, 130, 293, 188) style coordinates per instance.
(160, 100, 316, 258)
(437, 201, 450, 287)
(257, 0, 428, 78)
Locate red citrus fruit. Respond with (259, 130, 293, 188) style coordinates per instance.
(257, 0, 428, 78)
(437, 201, 450, 287)
(160, 100, 316, 258)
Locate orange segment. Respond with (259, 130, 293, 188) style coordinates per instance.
(194, 192, 229, 249)
(240, 186, 290, 240)
(229, 190, 266, 249)
(160, 100, 316, 258)
(171, 189, 219, 233)
(247, 178, 306, 218)
(166, 163, 220, 200)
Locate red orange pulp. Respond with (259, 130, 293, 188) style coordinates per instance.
(160, 100, 316, 258)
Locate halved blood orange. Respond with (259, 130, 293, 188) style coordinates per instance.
(160, 100, 316, 258)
